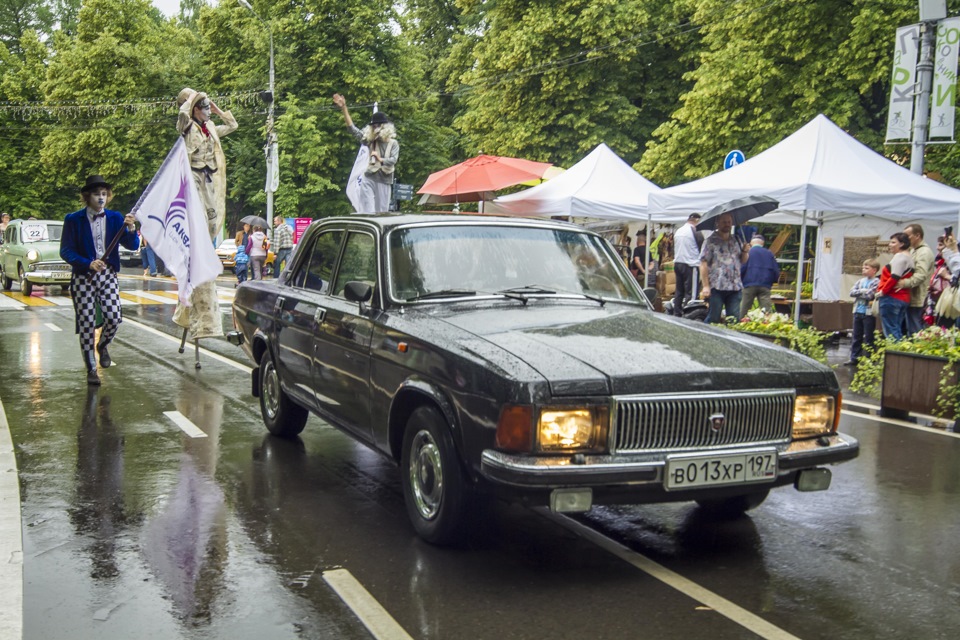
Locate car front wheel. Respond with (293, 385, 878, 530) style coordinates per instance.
(400, 405, 475, 545)
(696, 489, 769, 517)
(18, 266, 32, 296)
(258, 349, 308, 438)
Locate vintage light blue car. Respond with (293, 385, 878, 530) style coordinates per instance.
(0, 219, 72, 295)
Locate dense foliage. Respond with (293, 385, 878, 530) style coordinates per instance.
(1, 0, 959, 227)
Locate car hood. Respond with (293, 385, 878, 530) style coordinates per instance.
(427, 302, 834, 397)
(19, 241, 64, 261)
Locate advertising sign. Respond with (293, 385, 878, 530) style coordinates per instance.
(931, 17, 960, 140)
(294, 217, 312, 244)
(886, 24, 921, 142)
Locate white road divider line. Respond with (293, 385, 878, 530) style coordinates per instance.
(841, 409, 960, 438)
(124, 319, 251, 373)
(163, 411, 208, 439)
(322, 568, 414, 640)
(543, 511, 802, 640)
(44, 323, 61, 332)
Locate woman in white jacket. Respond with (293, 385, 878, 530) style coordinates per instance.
(247, 226, 268, 280)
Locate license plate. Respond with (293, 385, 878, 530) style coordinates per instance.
(665, 450, 777, 490)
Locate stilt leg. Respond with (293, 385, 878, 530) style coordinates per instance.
(178, 327, 188, 354)
(194, 339, 201, 369)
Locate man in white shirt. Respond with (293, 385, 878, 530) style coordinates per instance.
(670, 213, 703, 316)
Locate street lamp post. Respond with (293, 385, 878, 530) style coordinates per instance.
(239, 0, 276, 223)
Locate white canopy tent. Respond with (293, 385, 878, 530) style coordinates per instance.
(485, 143, 675, 221)
(648, 114, 960, 316)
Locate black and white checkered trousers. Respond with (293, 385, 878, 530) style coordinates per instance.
(71, 267, 122, 351)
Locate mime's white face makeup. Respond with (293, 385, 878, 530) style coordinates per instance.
(90, 188, 108, 210)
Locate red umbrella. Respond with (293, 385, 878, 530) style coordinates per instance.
(417, 155, 554, 204)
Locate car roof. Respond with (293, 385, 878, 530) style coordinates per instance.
(10, 219, 61, 225)
(314, 213, 586, 233)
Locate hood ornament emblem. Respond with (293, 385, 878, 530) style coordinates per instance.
(708, 413, 726, 433)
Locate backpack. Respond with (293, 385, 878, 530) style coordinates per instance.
(235, 242, 249, 265)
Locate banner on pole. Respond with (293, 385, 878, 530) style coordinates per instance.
(886, 24, 921, 142)
(131, 138, 223, 306)
(931, 17, 960, 140)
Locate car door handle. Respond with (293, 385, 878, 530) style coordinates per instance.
(274, 296, 285, 313)
(314, 308, 326, 324)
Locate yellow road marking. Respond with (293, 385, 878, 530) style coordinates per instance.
(0, 293, 55, 307)
(118, 292, 172, 305)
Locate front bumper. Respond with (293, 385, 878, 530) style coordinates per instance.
(25, 269, 72, 284)
(480, 432, 859, 495)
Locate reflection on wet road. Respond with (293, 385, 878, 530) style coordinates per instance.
(0, 294, 958, 639)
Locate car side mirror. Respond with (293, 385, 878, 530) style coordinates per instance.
(641, 287, 657, 306)
(344, 281, 374, 315)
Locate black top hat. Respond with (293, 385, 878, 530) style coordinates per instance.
(370, 111, 390, 125)
(81, 175, 112, 193)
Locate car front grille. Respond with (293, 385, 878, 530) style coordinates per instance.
(30, 262, 71, 272)
(612, 389, 794, 453)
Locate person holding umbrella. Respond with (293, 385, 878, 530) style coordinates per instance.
(699, 211, 751, 323)
(246, 225, 269, 280)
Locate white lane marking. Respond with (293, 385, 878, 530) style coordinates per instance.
(0, 295, 23, 310)
(0, 394, 24, 640)
(543, 511, 802, 640)
(841, 409, 960, 438)
(322, 568, 414, 640)
(123, 319, 251, 373)
(44, 323, 61, 332)
(163, 411, 208, 439)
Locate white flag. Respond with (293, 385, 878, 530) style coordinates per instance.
(932, 17, 960, 139)
(345, 145, 369, 213)
(265, 141, 279, 193)
(886, 24, 920, 142)
(131, 138, 223, 306)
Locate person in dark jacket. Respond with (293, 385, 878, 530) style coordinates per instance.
(739, 235, 780, 318)
(59, 175, 139, 385)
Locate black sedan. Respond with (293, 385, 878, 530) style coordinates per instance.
(228, 214, 858, 545)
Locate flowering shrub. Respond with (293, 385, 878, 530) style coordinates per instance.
(724, 309, 828, 363)
(851, 326, 960, 418)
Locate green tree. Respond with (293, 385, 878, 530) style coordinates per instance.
(0, 0, 53, 56)
(451, 0, 695, 169)
(639, 0, 918, 185)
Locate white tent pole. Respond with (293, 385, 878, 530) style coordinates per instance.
(645, 216, 652, 283)
(794, 210, 809, 326)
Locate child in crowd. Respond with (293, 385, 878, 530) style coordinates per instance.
(846, 258, 880, 366)
(234, 240, 249, 285)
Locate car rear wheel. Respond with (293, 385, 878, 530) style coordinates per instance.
(258, 349, 308, 438)
(0, 266, 11, 290)
(696, 489, 769, 517)
(400, 405, 475, 545)
(18, 266, 32, 296)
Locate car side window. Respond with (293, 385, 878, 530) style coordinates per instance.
(333, 232, 377, 298)
(291, 229, 343, 293)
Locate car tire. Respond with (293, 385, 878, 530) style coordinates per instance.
(696, 489, 769, 517)
(685, 307, 709, 322)
(0, 267, 11, 291)
(18, 266, 32, 296)
(400, 405, 475, 545)
(258, 349, 308, 438)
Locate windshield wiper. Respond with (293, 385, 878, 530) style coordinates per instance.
(498, 285, 557, 295)
(498, 284, 605, 306)
(406, 289, 477, 302)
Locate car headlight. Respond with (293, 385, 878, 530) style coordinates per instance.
(495, 405, 609, 454)
(27, 249, 39, 262)
(792, 394, 839, 439)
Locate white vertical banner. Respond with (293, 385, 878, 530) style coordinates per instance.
(265, 141, 279, 193)
(931, 17, 960, 140)
(886, 24, 921, 142)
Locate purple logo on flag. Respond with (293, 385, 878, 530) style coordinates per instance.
(147, 178, 191, 247)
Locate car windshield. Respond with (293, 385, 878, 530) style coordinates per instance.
(388, 224, 640, 303)
(21, 222, 61, 243)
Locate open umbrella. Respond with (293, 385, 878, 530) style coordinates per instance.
(241, 214, 269, 229)
(417, 155, 555, 204)
(696, 195, 779, 231)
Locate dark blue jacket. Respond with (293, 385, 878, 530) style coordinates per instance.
(740, 246, 781, 288)
(60, 208, 140, 275)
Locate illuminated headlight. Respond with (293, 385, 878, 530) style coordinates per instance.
(27, 249, 39, 262)
(495, 405, 609, 454)
(792, 394, 838, 439)
(537, 407, 608, 452)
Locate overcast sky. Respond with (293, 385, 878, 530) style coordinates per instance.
(153, 0, 179, 17)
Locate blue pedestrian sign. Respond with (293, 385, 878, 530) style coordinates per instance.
(724, 150, 745, 170)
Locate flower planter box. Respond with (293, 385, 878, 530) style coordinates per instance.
(880, 351, 960, 419)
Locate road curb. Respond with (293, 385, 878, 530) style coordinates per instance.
(0, 394, 23, 639)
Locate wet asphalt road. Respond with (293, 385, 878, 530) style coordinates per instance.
(0, 273, 958, 639)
